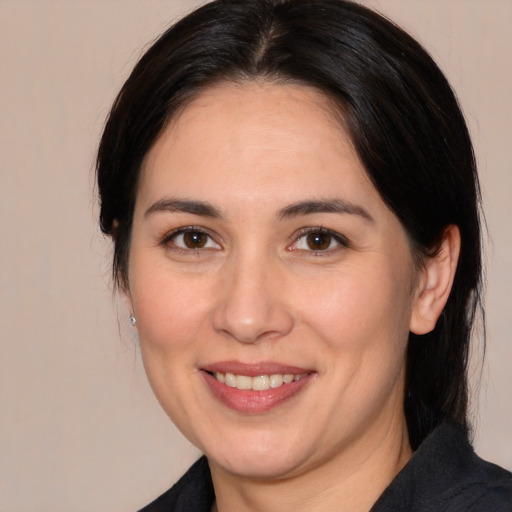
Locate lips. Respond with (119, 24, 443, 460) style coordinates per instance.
(201, 361, 314, 413)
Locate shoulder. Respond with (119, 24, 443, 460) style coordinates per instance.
(372, 424, 512, 512)
(453, 456, 512, 511)
(137, 456, 214, 512)
(428, 424, 512, 511)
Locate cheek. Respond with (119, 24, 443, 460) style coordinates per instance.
(302, 263, 413, 413)
(294, 260, 415, 406)
(129, 264, 212, 355)
(128, 267, 214, 437)
(299, 264, 412, 347)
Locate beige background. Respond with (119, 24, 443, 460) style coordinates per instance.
(1, 1, 510, 510)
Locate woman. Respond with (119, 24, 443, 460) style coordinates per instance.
(96, 0, 512, 510)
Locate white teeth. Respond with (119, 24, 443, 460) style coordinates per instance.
(212, 372, 306, 390)
(252, 375, 270, 391)
(225, 373, 237, 387)
(269, 374, 283, 388)
(236, 375, 252, 390)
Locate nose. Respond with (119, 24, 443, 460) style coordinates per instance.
(212, 254, 294, 344)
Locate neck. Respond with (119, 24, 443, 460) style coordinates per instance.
(209, 415, 412, 512)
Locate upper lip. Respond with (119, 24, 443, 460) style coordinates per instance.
(201, 360, 313, 377)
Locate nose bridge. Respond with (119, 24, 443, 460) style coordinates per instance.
(212, 244, 293, 344)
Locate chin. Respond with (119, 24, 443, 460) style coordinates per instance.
(214, 456, 305, 481)
(205, 435, 313, 480)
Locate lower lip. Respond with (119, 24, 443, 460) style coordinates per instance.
(202, 371, 313, 414)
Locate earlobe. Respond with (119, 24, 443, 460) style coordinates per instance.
(409, 225, 461, 335)
(121, 282, 137, 328)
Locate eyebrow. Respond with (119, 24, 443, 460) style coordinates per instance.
(278, 199, 374, 222)
(144, 197, 373, 223)
(144, 198, 223, 219)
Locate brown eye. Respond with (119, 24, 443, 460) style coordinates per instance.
(169, 229, 221, 251)
(306, 232, 332, 250)
(183, 231, 207, 249)
(291, 229, 348, 253)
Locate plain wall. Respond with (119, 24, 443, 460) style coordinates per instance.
(0, 1, 510, 510)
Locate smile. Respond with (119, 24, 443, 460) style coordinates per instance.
(202, 363, 315, 413)
(211, 372, 307, 391)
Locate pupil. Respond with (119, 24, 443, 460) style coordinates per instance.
(307, 232, 330, 250)
(184, 232, 206, 248)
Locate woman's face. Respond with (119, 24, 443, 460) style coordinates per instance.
(127, 83, 421, 479)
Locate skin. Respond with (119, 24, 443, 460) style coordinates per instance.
(124, 82, 459, 512)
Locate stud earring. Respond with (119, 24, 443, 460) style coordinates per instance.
(129, 315, 137, 326)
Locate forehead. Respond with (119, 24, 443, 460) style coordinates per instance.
(137, 81, 381, 214)
(169, 80, 346, 138)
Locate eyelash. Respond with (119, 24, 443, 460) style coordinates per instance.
(289, 227, 349, 255)
(160, 226, 349, 255)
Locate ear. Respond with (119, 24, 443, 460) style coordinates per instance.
(112, 219, 137, 326)
(409, 225, 461, 335)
